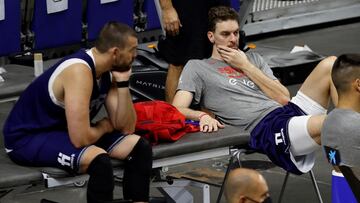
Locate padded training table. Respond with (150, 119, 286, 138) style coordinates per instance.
(0, 124, 250, 202)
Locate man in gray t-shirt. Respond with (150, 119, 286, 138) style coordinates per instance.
(322, 54, 360, 201)
(322, 109, 360, 168)
(179, 52, 280, 132)
(322, 54, 360, 169)
(173, 6, 338, 174)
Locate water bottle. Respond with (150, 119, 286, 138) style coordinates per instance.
(34, 53, 43, 77)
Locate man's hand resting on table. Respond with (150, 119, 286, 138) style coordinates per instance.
(199, 114, 224, 133)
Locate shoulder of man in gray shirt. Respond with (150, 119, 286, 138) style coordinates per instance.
(322, 108, 360, 168)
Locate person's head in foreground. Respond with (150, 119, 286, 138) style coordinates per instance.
(331, 53, 360, 105)
(224, 168, 271, 203)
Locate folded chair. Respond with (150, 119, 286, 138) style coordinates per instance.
(86, 0, 133, 42)
(144, 0, 161, 31)
(31, 0, 83, 50)
(0, 0, 21, 56)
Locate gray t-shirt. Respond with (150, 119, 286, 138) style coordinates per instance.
(178, 51, 282, 132)
(322, 108, 360, 168)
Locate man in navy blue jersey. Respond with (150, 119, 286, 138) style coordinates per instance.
(3, 22, 152, 203)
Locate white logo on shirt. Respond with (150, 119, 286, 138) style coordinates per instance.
(229, 78, 255, 88)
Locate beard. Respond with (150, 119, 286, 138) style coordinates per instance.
(112, 64, 131, 72)
(112, 58, 133, 72)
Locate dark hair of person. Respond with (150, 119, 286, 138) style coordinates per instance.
(95, 21, 137, 53)
(332, 53, 360, 95)
(208, 6, 239, 32)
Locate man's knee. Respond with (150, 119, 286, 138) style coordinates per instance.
(320, 56, 337, 72)
(124, 137, 152, 174)
(126, 137, 152, 166)
(80, 146, 107, 173)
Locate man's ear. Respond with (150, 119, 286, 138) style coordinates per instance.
(238, 195, 246, 203)
(355, 78, 360, 92)
(108, 47, 117, 55)
(208, 31, 215, 44)
(109, 47, 120, 60)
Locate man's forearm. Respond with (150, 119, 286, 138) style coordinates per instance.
(177, 107, 207, 121)
(243, 64, 290, 105)
(114, 88, 136, 133)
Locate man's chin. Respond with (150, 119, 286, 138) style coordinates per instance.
(112, 65, 131, 72)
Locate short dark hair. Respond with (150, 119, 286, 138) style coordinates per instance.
(332, 53, 360, 95)
(95, 21, 137, 53)
(208, 6, 239, 32)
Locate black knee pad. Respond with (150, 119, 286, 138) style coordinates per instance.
(123, 137, 152, 201)
(87, 153, 114, 203)
(126, 137, 152, 171)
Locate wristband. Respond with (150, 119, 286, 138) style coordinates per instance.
(116, 80, 129, 88)
(198, 112, 208, 120)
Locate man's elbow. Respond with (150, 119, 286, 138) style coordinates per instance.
(278, 88, 291, 105)
(120, 126, 136, 135)
(173, 105, 187, 115)
(277, 95, 291, 106)
(70, 136, 91, 148)
(114, 123, 136, 135)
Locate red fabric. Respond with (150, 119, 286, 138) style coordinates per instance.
(134, 100, 199, 144)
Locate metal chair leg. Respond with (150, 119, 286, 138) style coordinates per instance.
(216, 148, 247, 203)
(309, 170, 323, 203)
(216, 155, 235, 203)
(278, 170, 323, 203)
(278, 171, 290, 203)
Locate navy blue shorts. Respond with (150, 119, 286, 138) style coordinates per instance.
(250, 102, 306, 175)
(7, 130, 125, 174)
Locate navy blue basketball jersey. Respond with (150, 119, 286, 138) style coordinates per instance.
(3, 49, 112, 150)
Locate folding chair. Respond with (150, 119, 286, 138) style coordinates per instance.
(0, 0, 21, 56)
(86, 0, 133, 42)
(31, 0, 83, 50)
(216, 146, 324, 203)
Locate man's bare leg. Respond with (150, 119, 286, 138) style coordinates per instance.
(165, 64, 184, 103)
(297, 56, 338, 143)
(299, 56, 338, 108)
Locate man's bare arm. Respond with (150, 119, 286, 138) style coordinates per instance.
(159, 0, 181, 36)
(218, 45, 290, 105)
(105, 69, 136, 134)
(172, 90, 224, 132)
(62, 65, 113, 148)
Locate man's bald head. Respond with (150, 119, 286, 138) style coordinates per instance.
(224, 168, 269, 203)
